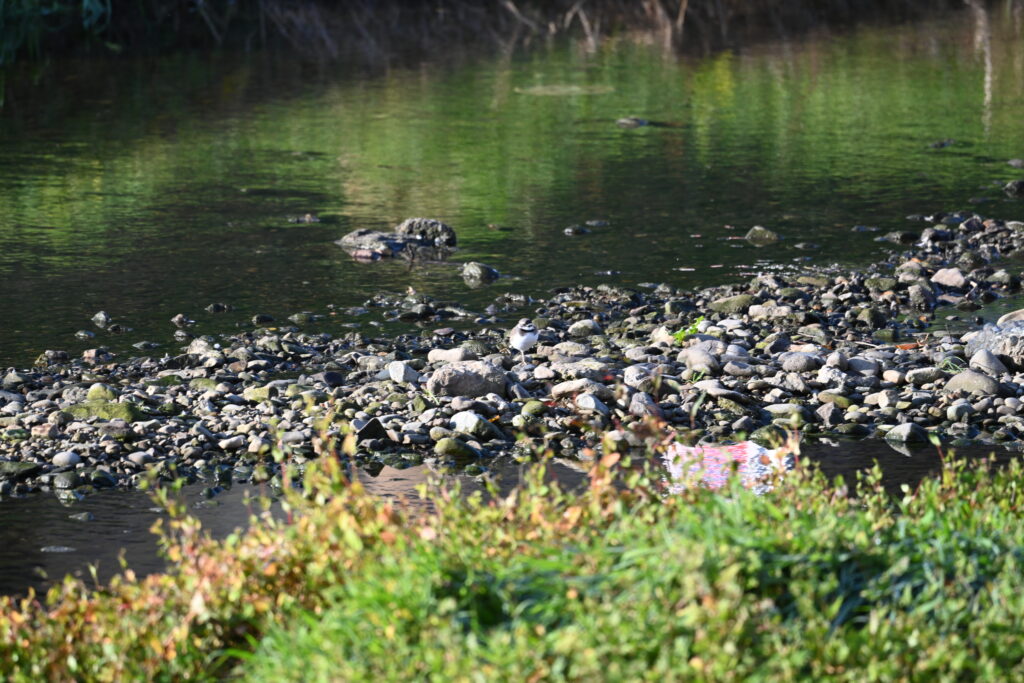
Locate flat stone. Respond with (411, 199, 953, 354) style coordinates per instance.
(943, 369, 1000, 395)
(549, 359, 611, 381)
(691, 379, 748, 403)
(749, 304, 793, 320)
(723, 361, 755, 378)
(552, 379, 614, 401)
(764, 403, 805, 417)
(427, 348, 478, 363)
(552, 341, 590, 357)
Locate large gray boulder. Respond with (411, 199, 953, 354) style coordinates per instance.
(426, 361, 506, 398)
(965, 322, 1024, 368)
(942, 369, 1000, 396)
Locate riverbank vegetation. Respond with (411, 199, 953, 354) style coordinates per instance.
(3, 424, 1024, 680)
(1, 0, 970, 64)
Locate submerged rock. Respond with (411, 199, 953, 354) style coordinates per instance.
(462, 261, 500, 286)
(336, 217, 457, 259)
(1004, 180, 1024, 198)
(745, 225, 780, 246)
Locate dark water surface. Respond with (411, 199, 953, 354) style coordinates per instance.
(1, 4, 1023, 367)
(1, 439, 1012, 596)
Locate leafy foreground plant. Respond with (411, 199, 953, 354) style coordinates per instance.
(3, 439, 1024, 680)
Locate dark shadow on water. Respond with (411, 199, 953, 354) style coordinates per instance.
(0, 439, 1015, 596)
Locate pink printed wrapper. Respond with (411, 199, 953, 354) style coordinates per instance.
(662, 441, 794, 494)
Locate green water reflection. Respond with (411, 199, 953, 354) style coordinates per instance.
(1, 4, 1022, 366)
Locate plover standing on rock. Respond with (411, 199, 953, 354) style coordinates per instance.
(509, 318, 539, 363)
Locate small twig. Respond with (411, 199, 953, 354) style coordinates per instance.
(675, 0, 689, 34)
(501, 0, 540, 32)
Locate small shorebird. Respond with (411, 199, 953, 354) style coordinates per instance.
(509, 318, 539, 363)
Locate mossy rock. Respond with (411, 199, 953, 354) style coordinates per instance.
(835, 423, 870, 437)
(857, 307, 887, 329)
(86, 383, 118, 401)
(285, 384, 309, 398)
(151, 374, 184, 386)
(66, 400, 146, 422)
(777, 287, 809, 301)
(872, 328, 899, 344)
(0, 461, 42, 480)
(521, 400, 548, 417)
(242, 385, 274, 403)
(865, 277, 898, 292)
(189, 378, 219, 391)
(1, 428, 30, 442)
(709, 294, 756, 315)
(433, 437, 478, 461)
(410, 395, 435, 414)
(796, 325, 830, 345)
(90, 470, 118, 488)
(716, 398, 747, 415)
(460, 340, 492, 357)
(816, 392, 853, 409)
(158, 402, 182, 415)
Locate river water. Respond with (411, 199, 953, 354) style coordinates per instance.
(2, 3, 1024, 594)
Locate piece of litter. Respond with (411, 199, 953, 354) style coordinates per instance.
(662, 441, 795, 495)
